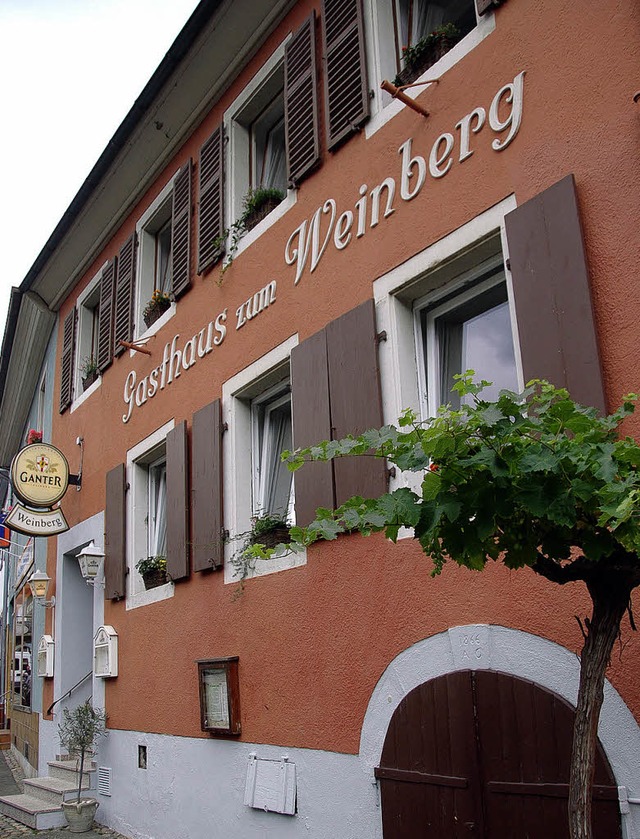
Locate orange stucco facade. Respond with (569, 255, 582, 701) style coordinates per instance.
(16, 0, 637, 834)
(50, 0, 640, 733)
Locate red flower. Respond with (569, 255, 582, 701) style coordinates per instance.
(27, 429, 42, 445)
(429, 462, 439, 472)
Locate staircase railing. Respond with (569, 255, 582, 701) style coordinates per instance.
(47, 671, 92, 716)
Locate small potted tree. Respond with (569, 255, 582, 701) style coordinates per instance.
(80, 356, 99, 391)
(136, 555, 168, 589)
(58, 701, 107, 833)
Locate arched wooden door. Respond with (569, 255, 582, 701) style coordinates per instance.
(375, 671, 621, 838)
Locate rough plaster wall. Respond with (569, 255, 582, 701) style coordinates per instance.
(95, 732, 380, 839)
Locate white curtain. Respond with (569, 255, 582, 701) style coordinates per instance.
(261, 401, 293, 518)
(149, 463, 167, 557)
(261, 118, 286, 193)
(401, 1, 446, 46)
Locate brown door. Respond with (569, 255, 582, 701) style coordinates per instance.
(375, 671, 621, 838)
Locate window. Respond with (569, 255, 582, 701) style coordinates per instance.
(251, 382, 294, 521)
(73, 266, 104, 403)
(12, 588, 32, 709)
(416, 261, 518, 413)
(394, 0, 477, 74)
(225, 41, 291, 236)
(222, 336, 306, 582)
(365, 0, 497, 134)
(135, 178, 176, 336)
(126, 421, 175, 607)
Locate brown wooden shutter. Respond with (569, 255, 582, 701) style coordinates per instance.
(192, 399, 224, 571)
(321, 0, 370, 151)
(475, 0, 503, 15)
(97, 258, 116, 373)
(197, 125, 225, 274)
(113, 233, 136, 357)
(291, 329, 334, 526)
(105, 463, 126, 600)
(171, 160, 192, 299)
(326, 299, 387, 506)
(59, 308, 76, 413)
(285, 12, 321, 186)
(505, 174, 605, 413)
(166, 421, 189, 581)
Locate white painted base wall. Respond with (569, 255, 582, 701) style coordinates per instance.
(93, 733, 381, 839)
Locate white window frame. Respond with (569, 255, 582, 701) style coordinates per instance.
(372, 194, 521, 513)
(71, 264, 104, 410)
(224, 37, 296, 261)
(134, 173, 179, 342)
(364, 0, 496, 136)
(222, 335, 306, 583)
(126, 420, 175, 610)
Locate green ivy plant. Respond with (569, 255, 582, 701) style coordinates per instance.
(277, 375, 640, 839)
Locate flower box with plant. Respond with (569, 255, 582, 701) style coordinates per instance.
(58, 701, 107, 833)
(212, 186, 286, 282)
(241, 186, 285, 232)
(247, 514, 291, 551)
(80, 356, 99, 391)
(394, 23, 461, 86)
(26, 429, 42, 445)
(143, 289, 172, 328)
(136, 555, 168, 589)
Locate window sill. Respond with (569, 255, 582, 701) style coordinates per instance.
(225, 544, 307, 584)
(125, 580, 174, 611)
(133, 302, 176, 349)
(70, 376, 101, 413)
(365, 13, 496, 139)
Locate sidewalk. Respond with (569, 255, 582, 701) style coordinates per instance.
(0, 751, 129, 838)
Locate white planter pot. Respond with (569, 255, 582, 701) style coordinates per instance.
(62, 798, 99, 833)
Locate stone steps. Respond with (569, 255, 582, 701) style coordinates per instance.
(0, 758, 96, 830)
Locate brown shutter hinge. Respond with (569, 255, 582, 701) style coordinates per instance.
(376, 330, 387, 345)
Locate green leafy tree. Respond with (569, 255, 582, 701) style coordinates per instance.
(279, 376, 640, 839)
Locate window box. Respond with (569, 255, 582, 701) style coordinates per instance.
(136, 556, 168, 590)
(246, 515, 291, 550)
(395, 31, 460, 86)
(143, 293, 172, 329)
(243, 193, 284, 233)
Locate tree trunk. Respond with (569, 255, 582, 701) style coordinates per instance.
(568, 575, 630, 839)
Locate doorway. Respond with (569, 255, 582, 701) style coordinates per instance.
(375, 671, 621, 838)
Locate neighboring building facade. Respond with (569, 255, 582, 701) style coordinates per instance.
(0, 1, 639, 837)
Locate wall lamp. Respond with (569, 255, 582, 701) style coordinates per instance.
(77, 541, 105, 583)
(28, 569, 55, 608)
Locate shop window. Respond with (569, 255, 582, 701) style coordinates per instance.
(12, 589, 32, 709)
(416, 262, 518, 414)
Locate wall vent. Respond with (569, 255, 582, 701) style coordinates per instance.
(97, 766, 112, 796)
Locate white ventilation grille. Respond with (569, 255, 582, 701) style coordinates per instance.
(97, 766, 112, 796)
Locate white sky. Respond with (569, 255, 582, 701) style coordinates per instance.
(0, 0, 202, 341)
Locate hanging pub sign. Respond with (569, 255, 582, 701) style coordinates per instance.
(6, 443, 71, 536)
